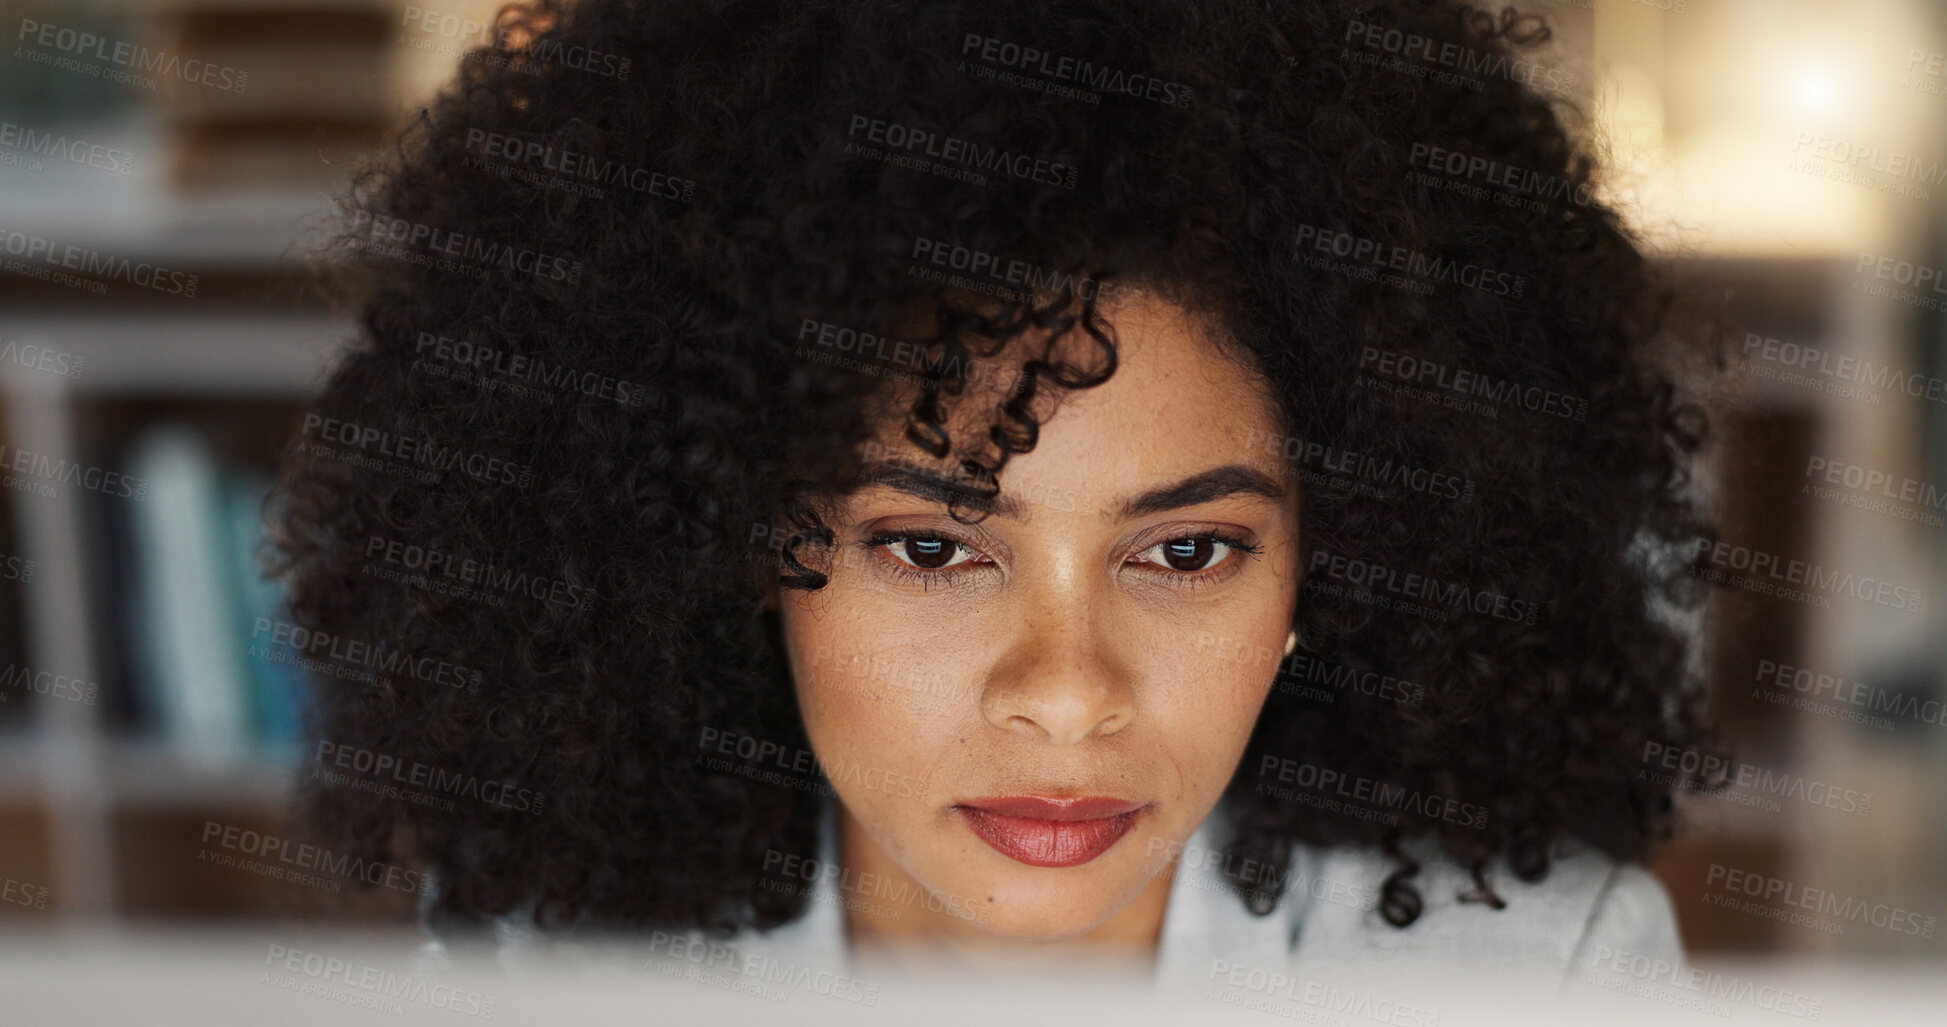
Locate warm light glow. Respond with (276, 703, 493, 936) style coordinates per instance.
(1593, 0, 1939, 258)
(1790, 66, 1842, 115)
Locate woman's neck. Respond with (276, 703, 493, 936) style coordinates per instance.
(833, 804, 1177, 977)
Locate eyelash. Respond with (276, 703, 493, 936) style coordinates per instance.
(856, 530, 1264, 591)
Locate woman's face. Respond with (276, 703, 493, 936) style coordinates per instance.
(777, 290, 1302, 944)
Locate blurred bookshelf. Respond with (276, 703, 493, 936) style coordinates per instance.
(1646, 252, 1947, 958)
(0, 314, 353, 923)
(0, 0, 452, 926)
(1648, 257, 1832, 954)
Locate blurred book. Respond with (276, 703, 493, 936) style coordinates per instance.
(153, 1, 397, 192)
(123, 424, 305, 761)
(127, 425, 249, 761)
(87, 467, 150, 736)
(171, 120, 384, 191)
(223, 470, 305, 753)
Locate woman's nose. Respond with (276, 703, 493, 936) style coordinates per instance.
(978, 604, 1136, 745)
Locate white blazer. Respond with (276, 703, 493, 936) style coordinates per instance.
(451, 797, 1686, 1009)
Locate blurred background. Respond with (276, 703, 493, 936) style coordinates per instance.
(0, 0, 1940, 981)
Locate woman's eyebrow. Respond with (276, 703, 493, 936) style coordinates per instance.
(1114, 464, 1287, 519)
(854, 464, 1015, 515)
(851, 462, 1286, 520)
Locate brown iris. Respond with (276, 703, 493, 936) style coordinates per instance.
(1159, 537, 1214, 571)
(904, 536, 958, 569)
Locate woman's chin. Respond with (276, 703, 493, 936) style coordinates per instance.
(934, 877, 1150, 942)
(973, 909, 1113, 941)
(864, 902, 1158, 966)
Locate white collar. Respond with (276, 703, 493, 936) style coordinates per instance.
(1151, 804, 1300, 991)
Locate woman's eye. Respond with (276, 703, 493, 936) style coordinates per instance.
(1138, 536, 1236, 572)
(883, 535, 976, 571)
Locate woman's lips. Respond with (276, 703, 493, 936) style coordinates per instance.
(953, 795, 1148, 868)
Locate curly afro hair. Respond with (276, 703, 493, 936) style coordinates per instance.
(269, 0, 1729, 939)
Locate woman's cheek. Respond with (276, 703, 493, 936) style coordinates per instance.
(1148, 632, 1278, 783)
(791, 643, 969, 781)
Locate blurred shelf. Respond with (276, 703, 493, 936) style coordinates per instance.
(0, 738, 295, 810)
(0, 305, 350, 919)
(0, 732, 49, 804)
(0, 0, 423, 924)
(0, 120, 345, 272)
(1, 180, 340, 273)
(0, 312, 349, 396)
(102, 739, 298, 809)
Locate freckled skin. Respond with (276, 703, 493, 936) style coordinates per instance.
(776, 290, 1302, 970)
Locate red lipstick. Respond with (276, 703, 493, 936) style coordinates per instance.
(954, 795, 1148, 868)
